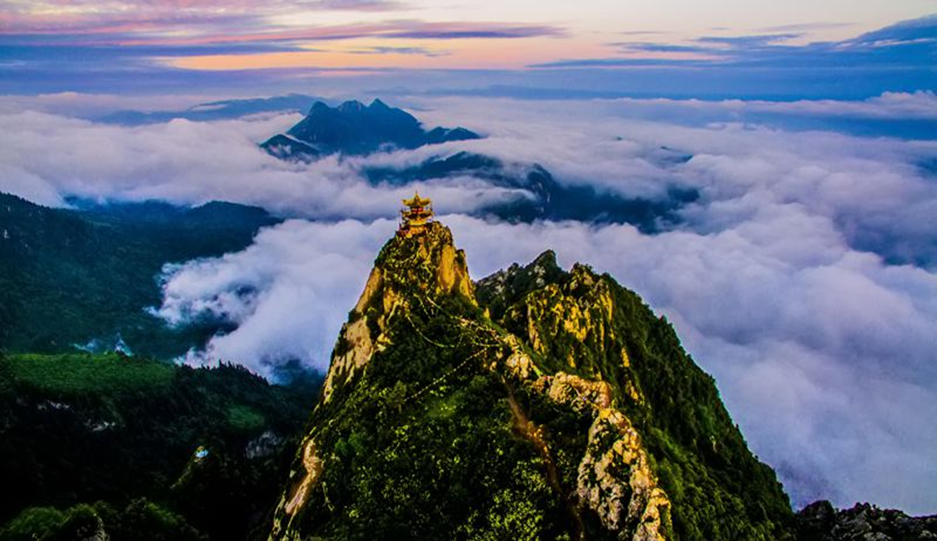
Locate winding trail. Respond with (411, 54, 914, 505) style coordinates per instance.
(285, 438, 322, 516)
(503, 380, 585, 541)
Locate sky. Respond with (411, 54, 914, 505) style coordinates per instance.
(1, 1, 936, 98)
(2, 0, 937, 521)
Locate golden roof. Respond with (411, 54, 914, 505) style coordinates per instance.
(402, 191, 432, 208)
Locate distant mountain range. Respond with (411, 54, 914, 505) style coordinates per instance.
(100, 94, 327, 125)
(261, 98, 480, 160)
(263, 99, 697, 231)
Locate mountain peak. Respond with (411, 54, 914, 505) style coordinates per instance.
(475, 248, 567, 320)
(313, 217, 474, 405)
(337, 99, 366, 113)
(532, 248, 559, 268)
(265, 230, 679, 540)
(377, 220, 474, 300)
(263, 98, 481, 159)
(265, 199, 791, 541)
(308, 100, 331, 114)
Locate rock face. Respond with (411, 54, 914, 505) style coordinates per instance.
(797, 501, 937, 541)
(266, 222, 792, 541)
(475, 249, 568, 320)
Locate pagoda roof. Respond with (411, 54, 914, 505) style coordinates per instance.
(402, 192, 432, 208)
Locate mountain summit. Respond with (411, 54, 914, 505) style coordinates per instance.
(265, 204, 792, 541)
(261, 99, 480, 160)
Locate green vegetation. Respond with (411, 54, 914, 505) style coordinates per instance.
(490, 258, 794, 541)
(273, 229, 793, 541)
(0, 352, 320, 541)
(276, 227, 577, 539)
(0, 500, 206, 541)
(227, 404, 267, 432)
(0, 192, 326, 540)
(4, 352, 174, 394)
(0, 193, 277, 357)
(292, 289, 572, 540)
(1, 199, 802, 541)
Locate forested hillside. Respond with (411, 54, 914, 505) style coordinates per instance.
(0, 352, 319, 541)
(0, 193, 278, 357)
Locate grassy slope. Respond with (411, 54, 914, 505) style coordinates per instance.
(4, 352, 175, 394)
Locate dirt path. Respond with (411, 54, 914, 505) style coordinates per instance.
(285, 438, 322, 516)
(503, 380, 585, 541)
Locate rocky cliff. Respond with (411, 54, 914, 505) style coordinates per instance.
(265, 220, 792, 541)
(796, 501, 937, 541)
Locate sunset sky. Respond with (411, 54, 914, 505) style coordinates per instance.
(2, 0, 935, 96)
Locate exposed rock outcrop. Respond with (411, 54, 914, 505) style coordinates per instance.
(797, 500, 937, 541)
(320, 223, 473, 402)
(269, 438, 324, 539)
(577, 408, 671, 540)
(528, 371, 671, 540)
(319, 268, 385, 402)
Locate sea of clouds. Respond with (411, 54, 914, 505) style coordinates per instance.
(2, 93, 936, 514)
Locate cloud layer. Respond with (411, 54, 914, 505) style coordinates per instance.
(154, 218, 397, 376)
(151, 212, 937, 515)
(3, 94, 937, 514)
(0, 107, 525, 218)
(536, 15, 937, 69)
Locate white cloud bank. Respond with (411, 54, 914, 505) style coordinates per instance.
(155, 218, 396, 376)
(3, 93, 937, 514)
(0, 109, 524, 218)
(152, 213, 937, 515)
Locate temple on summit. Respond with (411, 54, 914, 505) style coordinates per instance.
(399, 192, 434, 237)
